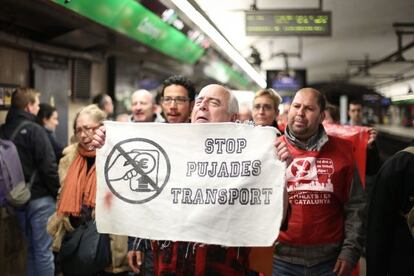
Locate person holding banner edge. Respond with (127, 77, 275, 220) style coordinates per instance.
(273, 88, 366, 276)
(346, 100, 381, 184)
(127, 75, 196, 275)
(92, 83, 290, 275)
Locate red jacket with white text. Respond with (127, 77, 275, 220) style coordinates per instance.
(279, 135, 354, 245)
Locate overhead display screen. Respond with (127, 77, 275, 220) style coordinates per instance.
(246, 10, 331, 36)
(267, 69, 307, 94)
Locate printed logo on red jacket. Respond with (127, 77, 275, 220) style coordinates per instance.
(286, 157, 334, 193)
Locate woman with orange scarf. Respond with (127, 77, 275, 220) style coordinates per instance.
(47, 105, 129, 275)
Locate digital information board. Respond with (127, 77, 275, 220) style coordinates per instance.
(246, 10, 331, 36)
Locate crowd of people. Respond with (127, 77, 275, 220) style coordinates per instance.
(0, 75, 413, 276)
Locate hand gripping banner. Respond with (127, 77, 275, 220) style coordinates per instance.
(96, 122, 287, 247)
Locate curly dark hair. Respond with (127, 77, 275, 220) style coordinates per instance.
(161, 75, 196, 101)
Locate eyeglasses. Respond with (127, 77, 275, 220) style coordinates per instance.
(253, 104, 274, 111)
(75, 124, 101, 136)
(161, 96, 190, 105)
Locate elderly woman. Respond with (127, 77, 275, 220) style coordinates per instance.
(48, 104, 129, 275)
(252, 88, 283, 132)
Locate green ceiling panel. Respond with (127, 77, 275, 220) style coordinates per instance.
(51, 0, 204, 64)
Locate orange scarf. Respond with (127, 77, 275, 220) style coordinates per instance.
(57, 145, 96, 216)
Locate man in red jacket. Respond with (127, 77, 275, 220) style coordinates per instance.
(273, 88, 366, 276)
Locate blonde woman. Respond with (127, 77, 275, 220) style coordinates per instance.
(252, 88, 283, 132)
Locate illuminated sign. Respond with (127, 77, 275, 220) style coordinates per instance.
(51, 0, 204, 64)
(246, 10, 331, 36)
(204, 60, 257, 90)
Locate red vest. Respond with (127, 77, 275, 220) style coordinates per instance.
(279, 135, 354, 245)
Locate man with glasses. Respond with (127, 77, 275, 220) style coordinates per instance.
(128, 75, 196, 274)
(159, 75, 196, 123)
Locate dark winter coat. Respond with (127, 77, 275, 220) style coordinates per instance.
(1, 107, 60, 200)
(44, 127, 64, 164)
(366, 141, 414, 276)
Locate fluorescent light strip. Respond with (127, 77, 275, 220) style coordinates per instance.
(170, 0, 266, 88)
(391, 94, 414, 102)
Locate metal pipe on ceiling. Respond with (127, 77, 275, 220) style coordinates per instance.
(0, 31, 104, 63)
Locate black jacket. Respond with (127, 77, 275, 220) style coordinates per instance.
(1, 107, 60, 200)
(366, 140, 414, 276)
(44, 127, 64, 164)
(366, 142, 381, 176)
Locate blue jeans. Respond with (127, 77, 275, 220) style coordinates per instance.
(17, 196, 56, 276)
(272, 258, 337, 276)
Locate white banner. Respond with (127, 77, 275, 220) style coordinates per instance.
(96, 122, 286, 246)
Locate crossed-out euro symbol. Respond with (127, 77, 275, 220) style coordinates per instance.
(114, 144, 161, 193)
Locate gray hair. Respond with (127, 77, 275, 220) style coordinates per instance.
(131, 89, 155, 104)
(196, 84, 239, 116)
(226, 88, 239, 115)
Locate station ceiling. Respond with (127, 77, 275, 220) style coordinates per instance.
(1, 0, 413, 98)
(0, 0, 195, 83)
(193, 0, 414, 94)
